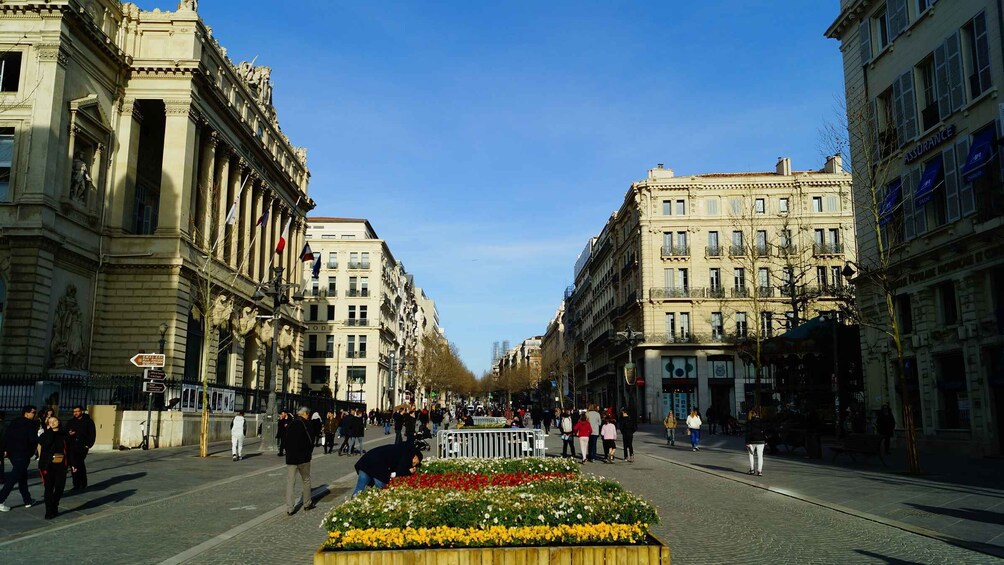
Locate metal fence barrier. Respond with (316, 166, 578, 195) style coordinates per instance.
(472, 416, 508, 426)
(436, 428, 546, 459)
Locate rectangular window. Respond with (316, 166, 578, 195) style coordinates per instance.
(784, 311, 795, 330)
(707, 231, 720, 256)
(778, 197, 789, 213)
(310, 365, 330, 385)
(675, 231, 688, 251)
(755, 198, 765, 214)
(665, 313, 676, 340)
(780, 229, 792, 249)
(709, 268, 721, 291)
(327, 277, 336, 294)
(327, 252, 338, 269)
(321, 234, 337, 240)
(349, 276, 358, 296)
(307, 334, 317, 352)
(760, 312, 773, 338)
(358, 335, 367, 356)
(814, 229, 825, 247)
(755, 230, 768, 256)
(347, 366, 366, 385)
(936, 352, 969, 429)
(706, 198, 719, 216)
(877, 87, 898, 157)
(937, 281, 958, 325)
(758, 268, 770, 293)
(731, 230, 743, 255)
(360, 277, 369, 296)
(831, 266, 843, 289)
(963, 12, 992, 100)
(348, 305, 356, 321)
(676, 199, 686, 216)
(729, 197, 742, 215)
(349, 252, 359, 268)
(361, 252, 370, 269)
(736, 312, 748, 338)
(326, 304, 335, 321)
(663, 268, 675, 289)
(918, 56, 939, 131)
(734, 268, 746, 290)
(0, 52, 22, 92)
(311, 280, 319, 296)
(347, 335, 356, 356)
(874, 7, 890, 51)
(812, 196, 823, 212)
(677, 268, 689, 291)
(662, 200, 671, 215)
(679, 313, 691, 339)
(817, 266, 829, 289)
(711, 312, 724, 340)
(309, 305, 318, 321)
(896, 293, 914, 333)
(360, 305, 368, 322)
(0, 127, 11, 202)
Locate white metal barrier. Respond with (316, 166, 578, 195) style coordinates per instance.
(472, 416, 508, 426)
(437, 428, 547, 459)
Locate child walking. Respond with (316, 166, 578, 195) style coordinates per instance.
(600, 417, 618, 463)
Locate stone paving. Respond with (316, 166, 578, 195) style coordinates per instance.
(1, 423, 1002, 564)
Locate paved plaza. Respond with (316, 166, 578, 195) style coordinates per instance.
(1, 425, 1002, 564)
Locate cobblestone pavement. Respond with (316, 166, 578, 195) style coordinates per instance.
(2, 424, 1001, 564)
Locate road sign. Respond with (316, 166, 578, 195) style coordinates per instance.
(131, 353, 166, 368)
(145, 368, 167, 381)
(143, 381, 166, 394)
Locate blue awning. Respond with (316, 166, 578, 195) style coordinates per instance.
(961, 129, 996, 183)
(914, 157, 943, 208)
(879, 179, 901, 226)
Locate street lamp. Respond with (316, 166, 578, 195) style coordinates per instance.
(615, 325, 644, 414)
(254, 266, 303, 452)
(841, 260, 921, 474)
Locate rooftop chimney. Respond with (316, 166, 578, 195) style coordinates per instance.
(657, 163, 664, 169)
(648, 165, 674, 180)
(824, 154, 843, 173)
(776, 157, 791, 176)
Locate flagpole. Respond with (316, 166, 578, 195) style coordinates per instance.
(260, 195, 302, 282)
(208, 172, 250, 262)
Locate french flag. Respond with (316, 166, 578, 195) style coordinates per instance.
(275, 218, 291, 254)
(299, 242, 314, 262)
(255, 208, 269, 228)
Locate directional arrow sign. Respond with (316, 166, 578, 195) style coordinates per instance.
(144, 368, 167, 381)
(143, 381, 166, 394)
(131, 353, 166, 368)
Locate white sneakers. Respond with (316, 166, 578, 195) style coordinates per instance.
(0, 504, 10, 512)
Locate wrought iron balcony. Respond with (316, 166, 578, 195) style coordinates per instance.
(345, 318, 370, 327)
(812, 242, 844, 256)
(777, 244, 798, 256)
(707, 287, 726, 299)
(731, 287, 750, 298)
(755, 245, 769, 257)
(729, 245, 744, 257)
(346, 350, 367, 359)
(346, 289, 370, 297)
(705, 245, 722, 257)
(755, 286, 774, 298)
(650, 287, 690, 299)
(304, 349, 334, 359)
(347, 262, 371, 270)
(661, 245, 690, 258)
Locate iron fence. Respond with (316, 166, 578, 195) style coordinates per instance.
(436, 428, 546, 459)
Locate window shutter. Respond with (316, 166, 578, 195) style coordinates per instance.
(903, 169, 916, 240)
(899, 71, 918, 143)
(706, 198, 718, 216)
(892, 75, 905, 144)
(825, 195, 839, 212)
(664, 268, 674, 289)
(859, 20, 872, 66)
(934, 43, 950, 120)
(956, 138, 975, 217)
(869, 98, 880, 163)
(889, 0, 908, 39)
(943, 146, 960, 222)
(945, 33, 965, 111)
(912, 167, 928, 235)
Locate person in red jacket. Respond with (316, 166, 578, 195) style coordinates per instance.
(572, 412, 592, 465)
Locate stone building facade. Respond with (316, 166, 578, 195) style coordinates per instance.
(302, 218, 440, 410)
(562, 158, 855, 422)
(827, 0, 1004, 454)
(0, 1, 312, 401)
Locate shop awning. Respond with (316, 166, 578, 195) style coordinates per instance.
(879, 179, 901, 226)
(914, 157, 943, 208)
(961, 129, 996, 183)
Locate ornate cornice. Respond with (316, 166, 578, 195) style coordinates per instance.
(36, 43, 69, 67)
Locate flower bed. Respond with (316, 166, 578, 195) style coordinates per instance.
(388, 471, 577, 490)
(416, 457, 579, 475)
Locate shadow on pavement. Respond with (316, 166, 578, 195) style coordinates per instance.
(71, 489, 137, 512)
(65, 472, 146, 497)
(693, 463, 747, 476)
(853, 549, 924, 564)
(906, 503, 1004, 526)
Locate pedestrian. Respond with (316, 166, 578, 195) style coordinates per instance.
(572, 412, 592, 464)
(619, 408, 637, 462)
(392, 407, 405, 445)
(559, 408, 576, 458)
(337, 410, 354, 455)
(877, 404, 896, 455)
(600, 417, 617, 463)
(284, 407, 316, 515)
(38, 415, 68, 519)
(706, 405, 718, 435)
(66, 405, 95, 490)
(663, 411, 677, 446)
(745, 408, 767, 476)
(231, 411, 247, 461)
(404, 408, 417, 447)
(0, 405, 39, 512)
(347, 409, 366, 455)
(686, 408, 702, 451)
(352, 443, 423, 496)
(276, 410, 289, 456)
(430, 405, 443, 435)
(323, 410, 337, 454)
(585, 404, 602, 462)
(311, 411, 323, 447)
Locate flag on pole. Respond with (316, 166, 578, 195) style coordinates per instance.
(275, 218, 291, 254)
(311, 255, 321, 279)
(255, 208, 269, 228)
(224, 200, 239, 225)
(299, 242, 314, 262)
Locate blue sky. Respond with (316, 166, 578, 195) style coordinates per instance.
(139, 1, 845, 374)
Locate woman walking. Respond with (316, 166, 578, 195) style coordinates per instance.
(619, 408, 637, 462)
(600, 417, 617, 463)
(38, 415, 68, 519)
(746, 409, 767, 476)
(572, 412, 592, 464)
(663, 411, 677, 446)
(686, 408, 702, 451)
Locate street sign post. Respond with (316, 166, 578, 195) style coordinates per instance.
(134, 357, 167, 450)
(143, 381, 166, 393)
(131, 353, 166, 368)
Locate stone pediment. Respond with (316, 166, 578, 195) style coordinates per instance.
(69, 94, 111, 133)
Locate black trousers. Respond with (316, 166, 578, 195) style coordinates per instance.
(70, 447, 88, 489)
(324, 432, 335, 453)
(0, 456, 31, 504)
(622, 432, 635, 458)
(562, 436, 576, 457)
(41, 464, 67, 517)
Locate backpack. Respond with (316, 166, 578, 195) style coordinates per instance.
(560, 416, 573, 434)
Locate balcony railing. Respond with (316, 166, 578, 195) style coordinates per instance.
(705, 245, 722, 257)
(756, 286, 774, 298)
(347, 262, 371, 269)
(648, 332, 698, 344)
(812, 242, 845, 255)
(346, 289, 370, 297)
(650, 287, 692, 299)
(346, 318, 370, 326)
(729, 245, 744, 257)
(755, 245, 769, 257)
(661, 245, 690, 258)
(327, 262, 338, 269)
(346, 350, 367, 359)
(707, 287, 726, 299)
(304, 349, 334, 359)
(777, 244, 797, 256)
(731, 287, 750, 298)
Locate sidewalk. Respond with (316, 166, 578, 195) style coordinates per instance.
(625, 424, 1004, 558)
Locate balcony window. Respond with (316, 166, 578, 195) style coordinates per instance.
(665, 313, 676, 340)
(310, 365, 330, 385)
(327, 277, 336, 294)
(937, 280, 958, 325)
(0, 128, 12, 202)
(918, 56, 939, 132)
(760, 312, 773, 338)
(709, 268, 721, 291)
(711, 312, 724, 341)
(778, 197, 789, 213)
(309, 305, 318, 321)
(0, 52, 22, 92)
(680, 313, 691, 339)
(327, 304, 335, 321)
(736, 312, 748, 338)
(707, 231, 720, 256)
(963, 12, 992, 100)
(755, 230, 768, 256)
(734, 268, 746, 291)
(311, 281, 319, 296)
(327, 252, 338, 269)
(755, 198, 765, 214)
(812, 197, 823, 212)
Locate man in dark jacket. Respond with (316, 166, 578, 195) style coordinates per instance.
(392, 407, 404, 445)
(66, 405, 96, 490)
(403, 408, 417, 447)
(276, 410, 289, 456)
(0, 405, 39, 512)
(284, 407, 315, 515)
(352, 443, 422, 496)
(346, 409, 366, 455)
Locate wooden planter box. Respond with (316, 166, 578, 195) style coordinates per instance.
(315, 533, 671, 565)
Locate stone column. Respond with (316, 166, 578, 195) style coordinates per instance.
(158, 99, 198, 237)
(234, 160, 250, 271)
(249, 178, 263, 282)
(29, 44, 69, 202)
(109, 98, 143, 231)
(213, 146, 231, 261)
(197, 131, 217, 250)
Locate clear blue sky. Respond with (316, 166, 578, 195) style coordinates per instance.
(140, 1, 845, 374)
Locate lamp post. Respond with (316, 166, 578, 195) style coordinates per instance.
(615, 325, 644, 413)
(842, 260, 920, 474)
(254, 266, 303, 452)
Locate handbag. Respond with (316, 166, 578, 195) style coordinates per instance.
(52, 452, 65, 464)
(686, 429, 691, 436)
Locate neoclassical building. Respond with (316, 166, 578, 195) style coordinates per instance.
(0, 1, 312, 403)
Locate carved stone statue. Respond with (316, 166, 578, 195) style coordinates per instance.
(236, 61, 254, 83)
(236, 306, 257, 340)
(211, 294, 233, 329)
(70, 151, 93, 204)
(252, 66, 272, 107)
(256, 319, 273, 347)
(178, 0, 198, 11)
(50, 284, 85, 370)
(278, 325, 294, 352)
